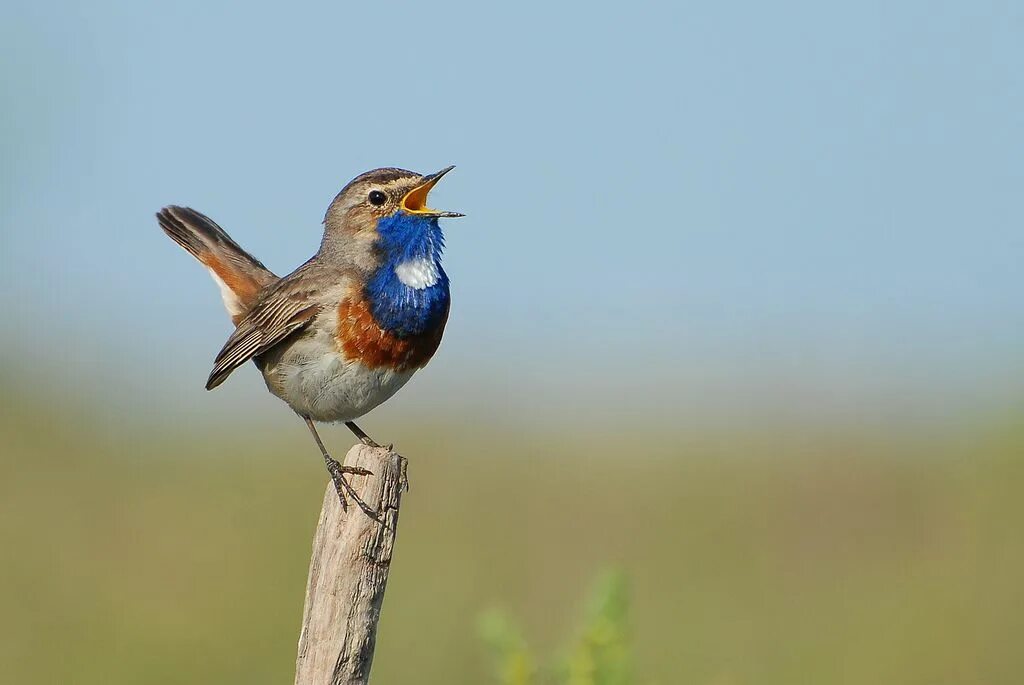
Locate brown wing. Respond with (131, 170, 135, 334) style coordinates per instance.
(205, 274, 322, 390)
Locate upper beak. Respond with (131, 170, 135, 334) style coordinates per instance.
(401, 165, 464, 218)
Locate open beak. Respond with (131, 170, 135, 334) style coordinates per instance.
(401, 165, 464, 218)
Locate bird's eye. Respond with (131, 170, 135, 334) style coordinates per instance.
(368, 190, 387, 206)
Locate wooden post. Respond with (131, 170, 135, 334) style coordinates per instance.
(294, 444, 408, 685)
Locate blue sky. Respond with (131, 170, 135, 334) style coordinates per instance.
(2, 0, 1021, 427)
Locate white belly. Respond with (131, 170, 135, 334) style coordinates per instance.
(265, 345, 416, 423)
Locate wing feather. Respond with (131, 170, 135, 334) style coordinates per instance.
(205, 276, 322, 390)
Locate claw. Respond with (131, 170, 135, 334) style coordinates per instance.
(324, 456, 379, 518)
(325, 458, 353, 509)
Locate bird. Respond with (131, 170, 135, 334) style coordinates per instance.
(156, 166, 462, 507)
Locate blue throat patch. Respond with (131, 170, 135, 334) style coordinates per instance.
(365, 212, 450, 338)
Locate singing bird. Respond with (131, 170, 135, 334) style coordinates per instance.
(157, 167, 462, 504)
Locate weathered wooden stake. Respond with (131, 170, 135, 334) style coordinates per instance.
(294, 444, 408, 685)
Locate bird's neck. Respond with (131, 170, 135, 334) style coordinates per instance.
(365, 213, 450, 338)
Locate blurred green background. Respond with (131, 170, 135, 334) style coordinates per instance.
(2, 376, 1022, 683)
(2, 0, 1022, 683)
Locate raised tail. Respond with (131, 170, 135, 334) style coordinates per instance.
(157, 206, 278, 323)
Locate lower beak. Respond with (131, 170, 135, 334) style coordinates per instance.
(401, 166, 464, 218)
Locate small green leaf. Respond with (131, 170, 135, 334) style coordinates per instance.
(562, 570, 632, 685)
(479, 607, 536, 685)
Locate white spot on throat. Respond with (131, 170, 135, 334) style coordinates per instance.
(394, 258, 440, 290)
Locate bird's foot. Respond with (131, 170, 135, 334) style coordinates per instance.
(358, 435, 394, 451)
(324, 456, 374, 513)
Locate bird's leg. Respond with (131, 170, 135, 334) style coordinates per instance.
(345, 421, 392, 451)
(303, 417, 373, 511)
(346, 421, 405, 490)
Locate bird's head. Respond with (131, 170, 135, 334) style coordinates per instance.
(323, 166, 462, 255)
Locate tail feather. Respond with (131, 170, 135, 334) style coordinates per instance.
(157, 206, 277, 323)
